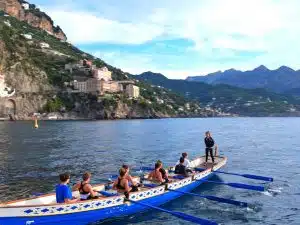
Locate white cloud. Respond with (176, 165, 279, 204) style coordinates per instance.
(35, 0, 300, 78)
(46, 10, 164, 44)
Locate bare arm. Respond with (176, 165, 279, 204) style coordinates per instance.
(127, 175, 137, 186)
(157, 171, 164, 183)
(123, 180, 132, 193)
(112, 180, 118, 190)
(72, 182, 80, 191)
(148, 172, 154, 180)
(86, 184, 98, 197)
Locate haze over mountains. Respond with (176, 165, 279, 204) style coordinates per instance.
(186, 65, 300, 96)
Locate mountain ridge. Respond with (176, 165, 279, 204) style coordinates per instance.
(135, 71, 300, 116)
(186, 65, 300, 95)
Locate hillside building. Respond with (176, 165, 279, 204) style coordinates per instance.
(126, 84, 140, 98)
(65, 60, 139, 97)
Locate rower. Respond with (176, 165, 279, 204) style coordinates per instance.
(56, 173, 79, 203)
(122, 164, 141, 191)
(175, 152, 191, 168)
(112, 168, 132, 198)
(175, 157, 194, 177)
(73, 172, 99, 200)
(148, 161, 169, 185)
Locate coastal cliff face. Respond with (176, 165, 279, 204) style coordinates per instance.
(0, 0, 67, 41)
(1, 11, 210, 120)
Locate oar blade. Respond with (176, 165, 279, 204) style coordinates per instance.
(242, 174, 273, 182)
(172, 211, 218, 225)
(128, 199, 217, 225)
(204, 195, 248, 207)
(168, 188, 248, 208)
(195, 168, 274, 182)
(228, 182, 265, 192)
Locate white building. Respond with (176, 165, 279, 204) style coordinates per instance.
(22, 3, 30, 10)
(22, 34, 32, 40)
(156, 98, 164, 104)
(40, 42, 50, 48)
(3, 21, 11, 27)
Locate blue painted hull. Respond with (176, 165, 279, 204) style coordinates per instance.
(1, 174, 214, 225)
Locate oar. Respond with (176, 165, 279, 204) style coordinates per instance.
(195, 168, 273, 182)
(201, 180, 264, 192)
(142, 183, 248, 207)
(167, 188, 248, 207)
(126, 198, 217, 225)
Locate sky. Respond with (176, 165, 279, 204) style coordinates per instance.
(30, 0, 300, 79)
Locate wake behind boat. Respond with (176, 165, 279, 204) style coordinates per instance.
(0, 156, 273, 225)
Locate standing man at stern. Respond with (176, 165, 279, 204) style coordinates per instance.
(204, 131, 217, 167)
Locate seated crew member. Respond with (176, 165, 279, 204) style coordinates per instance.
(175, 157, 194, 177)
(56, 172, 79, 203)
(176, 152, 191, 167)
(122, 164, 141, 191)
(73, 172, 99, 200)
(112, 168, 132, 198)
(156, 160, 169, 183)
(148, 161, 169, 184)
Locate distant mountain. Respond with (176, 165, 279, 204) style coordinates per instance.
(134, 71, 300, 116)
(186, 65, 300, 95)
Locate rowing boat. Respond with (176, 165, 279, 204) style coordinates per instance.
(0, 156, 227, 225)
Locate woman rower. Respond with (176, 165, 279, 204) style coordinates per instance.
(73, 172, 99, 200)
(113, 168, 132, 198)
(122, 164, 141, 191)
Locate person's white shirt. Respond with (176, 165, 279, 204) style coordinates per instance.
(175, 158, 191, 168)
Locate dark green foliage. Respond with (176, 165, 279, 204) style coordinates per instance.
(44, 97, 64, 112)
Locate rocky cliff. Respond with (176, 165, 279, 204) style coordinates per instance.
(0, 0, 67, 41)
(1, 12, 216, 120)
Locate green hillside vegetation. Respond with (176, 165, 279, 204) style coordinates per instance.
(135, 72, 300, 116)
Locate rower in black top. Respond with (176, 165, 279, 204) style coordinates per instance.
(175, 157, 193, 177)
(72, 172, 99, 200)
(204, 131, 215, 166)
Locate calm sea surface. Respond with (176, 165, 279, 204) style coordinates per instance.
(0, 118, 299, 225)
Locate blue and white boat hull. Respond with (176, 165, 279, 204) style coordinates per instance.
(0, 156, 227, 225)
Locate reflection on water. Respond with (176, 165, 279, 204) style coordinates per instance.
(0, 118, 300, 225)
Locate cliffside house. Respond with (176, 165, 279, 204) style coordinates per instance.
(40, 42, 50, 48)
(65, 61, 139, 97)
(126, 84, 140, 99)
(22, 34, 32, 40)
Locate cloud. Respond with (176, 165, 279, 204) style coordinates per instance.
(31, 0, 300, 78)
(46, 10, 164, 45)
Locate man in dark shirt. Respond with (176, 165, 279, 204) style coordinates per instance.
(204, 131, 215, 166)
(175, 157, 193, 177)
